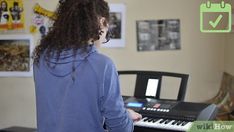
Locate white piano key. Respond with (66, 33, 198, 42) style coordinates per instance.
(134, 117, 193, 131)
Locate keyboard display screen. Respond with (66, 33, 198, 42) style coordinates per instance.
(127, 102, 143, 108)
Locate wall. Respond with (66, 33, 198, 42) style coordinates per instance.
(0, 0, 229, 129)
(224, 0, 234, 75)
(225, 34, 234, 75)
(103, 0, 225, 101)
(0, 0, 57, 128)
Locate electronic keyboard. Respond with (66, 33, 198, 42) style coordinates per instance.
(124, 97, 218, 132)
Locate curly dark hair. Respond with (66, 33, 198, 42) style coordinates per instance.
(33, 0, 110, 66)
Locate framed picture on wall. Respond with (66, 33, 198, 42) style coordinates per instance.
(102, 3, 126, 48)
(0, 34, 33, 77)
(136, 19, 181, 51)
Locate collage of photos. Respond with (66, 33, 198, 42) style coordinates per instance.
(0, 35, 32, 77)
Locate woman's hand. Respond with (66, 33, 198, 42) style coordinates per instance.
(127, 109, 142, 122)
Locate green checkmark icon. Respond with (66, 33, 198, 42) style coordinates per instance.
(209, 14, 223, 28)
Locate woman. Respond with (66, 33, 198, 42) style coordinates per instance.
(0, 0, 9, 24)
(33, 0, 142, 132)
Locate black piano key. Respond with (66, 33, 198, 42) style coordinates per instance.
(159, 119, 166, 123)
(152, 118, 160, 123)
(164, 119, 172, 124)
(163, 119, 168, 124)
(176, 121, 182, 125)
(181, 121, 188, 126)
(143, 117, 148, 122)
(147, 118, 154, 122)
(171, 120, 178, 125)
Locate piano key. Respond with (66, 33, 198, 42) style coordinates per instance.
(181, 121, 188, 126)
(176, 121, 182, 125)
(134, 117, 193, 131)
(171, 120, 178, 125)
(147, 118, 154, 122)
(143, 117, 148, 122)
(159, 119, 166, 123)
(152, 118, 160, 123)
(164, 119, 172, 124)
(166, 120, 193, 131)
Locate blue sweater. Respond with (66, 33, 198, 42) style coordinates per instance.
(33, 45, 133, 132)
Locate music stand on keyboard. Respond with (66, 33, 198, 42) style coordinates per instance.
(118, 70, 189, 101)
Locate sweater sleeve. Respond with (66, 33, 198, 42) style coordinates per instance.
(100, 62, 133, 132)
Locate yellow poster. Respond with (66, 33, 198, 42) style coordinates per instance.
(0, 0, 24, 30)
